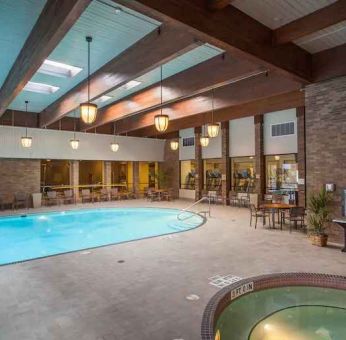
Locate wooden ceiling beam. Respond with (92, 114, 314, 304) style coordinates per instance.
(129, 90, 304, 137)
(312, 43, 346, 82)
(274, 0, 346, 45)
(111, 72, 301, 135)
(116, 0, 311, 83)
(81, 54, 263, 131)
(0, 0, 92, 116)
(39, 25, 199, 128)
(206, 0, 232, 11)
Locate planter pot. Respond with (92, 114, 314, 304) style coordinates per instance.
(310, 234, 328, 247)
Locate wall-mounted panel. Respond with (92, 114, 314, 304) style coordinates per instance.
(230, 117, 255, 157)
(179, 128, 195, 160)
(0, 126, 165, 161)
(202, 126, 222, 159)
(264, 108, 297, 155)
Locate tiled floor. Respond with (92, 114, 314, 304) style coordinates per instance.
(0, 200, 345, 340)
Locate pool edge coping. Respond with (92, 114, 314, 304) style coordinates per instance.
(0, 206, 207, 267)
(201, 272, 346, 340)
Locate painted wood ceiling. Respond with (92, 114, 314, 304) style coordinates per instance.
(232, 0, 345, 53)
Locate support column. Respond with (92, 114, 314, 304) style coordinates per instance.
(194, 127, 203, 201)
(296, 107, 306, 207)
(221, 121, 230, 204)
(254, 115, 265, 200)
(69, 160, 79, 201)
(103, 161, 112, 187)
(161, 138, 179, 198)
(133, 161, 140, 196)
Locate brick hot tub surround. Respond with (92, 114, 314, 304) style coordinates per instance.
(201, 272, 346, 340)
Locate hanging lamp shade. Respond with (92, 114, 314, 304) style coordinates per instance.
(207, 123, 220, 138)
(110, 142, 119, 152)
(154, 114, 169, 132)
(170, 140, 179, 151)
(70, 138, 79, 150)
(21, 136, 32, 148)
(21, 101, 32, 148)
(80, 102, 97, 124)
(200, 136, 209, 147)
(80, 36, 97, 124)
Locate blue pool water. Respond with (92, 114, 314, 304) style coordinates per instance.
(0, 208, 203, 265)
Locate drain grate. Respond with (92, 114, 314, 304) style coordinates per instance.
(208, 274, 242, 288)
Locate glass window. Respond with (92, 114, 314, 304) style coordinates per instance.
(203, 159, 222, 191)
(41, 160, 70, 189)
(180, 160, 196, 189)
(139, 162, 158, 191)
(79, 160, 103, 185)
(231, 157, 255, 192)
(266, 154, 298, 193)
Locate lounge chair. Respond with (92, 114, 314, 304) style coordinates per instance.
(63, 190, 75, 204)
(99, 188, 109, 201)
(45, 191, 59, 206)
(81, 189, 93, 203)
(13, 192, 29, 209)
(110, 188, 119, 200)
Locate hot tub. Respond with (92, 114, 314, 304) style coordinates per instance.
(202, 273, 346, 340)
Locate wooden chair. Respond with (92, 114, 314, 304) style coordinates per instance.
(99, 188, 109, 201)
(46, 191, 59, 206)
(63, 190, 75, 204)
(282, 207, 306, 232)
(110, 188, 120, 200)
(249, 204, 271, 229)
(13, 192, 29, 209)
(81, 189, 93, 203)
(229, 191, 239, 207)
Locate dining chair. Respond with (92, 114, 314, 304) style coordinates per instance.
(249, 204, 271, 229)
(282, 207, 306, 232)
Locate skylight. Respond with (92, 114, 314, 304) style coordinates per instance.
(122, 80, 141, 90)
(38, 59, 83, 78)
(93, 95, 112, 104)
(24, 81, 60, 94)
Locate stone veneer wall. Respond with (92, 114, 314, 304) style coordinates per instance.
(160, 139, 179, 198)
(305, 76, 346, 244)
(0, 159, 41, 202)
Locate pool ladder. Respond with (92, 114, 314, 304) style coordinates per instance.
(177, 196, 211, 221)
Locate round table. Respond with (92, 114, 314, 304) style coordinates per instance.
(259, 203, 296, 229)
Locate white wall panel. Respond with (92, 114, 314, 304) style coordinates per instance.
(264, 108, 297, 155)
(0, 126, 165, 161)
(230, 117, 255, 157)
(202, 125, 222, 159)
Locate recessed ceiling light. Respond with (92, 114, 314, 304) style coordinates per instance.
(38, 59, 83, 78)
(93, 95, 112, 104)
(122, 80, 141, 90)
(114, 7, 122, 14)
(24, 81, 60, 94)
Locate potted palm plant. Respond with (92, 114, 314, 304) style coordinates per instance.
(307, 188, 332, 247)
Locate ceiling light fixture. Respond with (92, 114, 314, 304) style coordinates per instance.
(24, 81, 59, 94)
(110, 122, 119, 152)
(274, 155, 280, 161)
(154, 65, 169, 132)
(70, 110, 79, 150)
(207, 88, 219, 138)
(39, 59, 82, 78)
(93, 95, 112, 104)
(80, 36, 97, 124)
(122, 80, 141, 90)
(21, 101, 32, 148)
(170, 140, 179, 151)
(200, 118, 209, 147)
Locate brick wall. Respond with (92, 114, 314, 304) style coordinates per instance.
(160, 139, 179, 198)
(305, 76, 346, 243)
(0, 159, 41, 203)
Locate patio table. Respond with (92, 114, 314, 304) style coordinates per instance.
(332, 219, 346, 252)
(259, 203, 296, 229)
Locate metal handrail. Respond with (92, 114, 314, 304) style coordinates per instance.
(177, 196, 211, 221)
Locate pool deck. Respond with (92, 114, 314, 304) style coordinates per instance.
(0, 199, 345, 340)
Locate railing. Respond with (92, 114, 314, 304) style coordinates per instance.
(177, 196, 211, 221)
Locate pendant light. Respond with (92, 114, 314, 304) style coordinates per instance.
(207, 88, 219, 138)
(200, 120, 209, 147)
(80, 36, 97, 124)
(154, 65, 169, 132)
(21, 101, 32, 148)
(170, 140, 179, 151)
(70, 110, 79, 150)
(110, 122, 119, 152)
